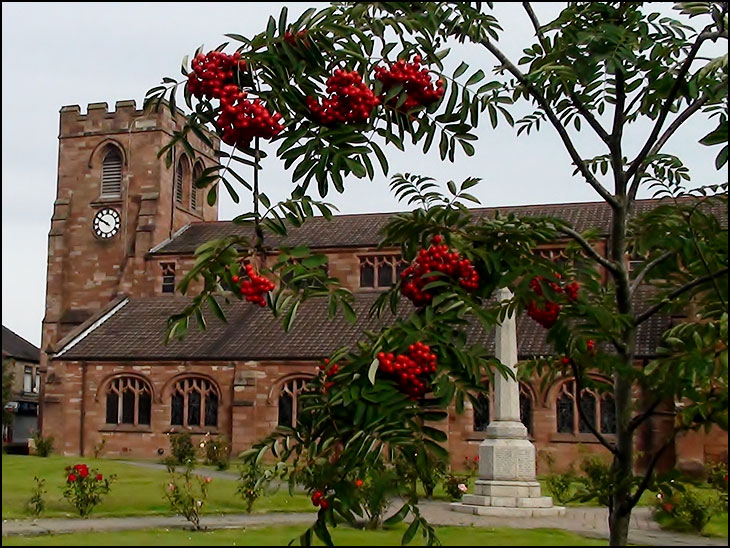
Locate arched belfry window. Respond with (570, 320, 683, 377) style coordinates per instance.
(170, 377, 219, 427)
(101, 147, 123, 198)
(105, 376, 152, 426)
(175, 155, 189, 205)
(191, 163, 202, 212)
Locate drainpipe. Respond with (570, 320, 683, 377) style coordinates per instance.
(80, 361, 87, 457)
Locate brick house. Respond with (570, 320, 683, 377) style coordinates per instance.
(2, 325, 41, 447)
(40, 100, 727, 473)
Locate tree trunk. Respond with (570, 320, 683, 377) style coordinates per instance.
(608, 200, 637, 546)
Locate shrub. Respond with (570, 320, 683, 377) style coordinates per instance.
(62, 463, 115, 517)
(360, 464, 400, 529)
(169, 431, 196, 465)
(31, 431, 54, 457)
(27, 476, 46, 517)
(575, 456, 613, 507)
(443, 474, 469, 500)
(393, 446, 447, 499)
(706, 461, 728, 512)
(654, 487, 722, 533)
(164, 461, 212, 530)
(203, 435, 231, 471)
(236, 460, 277, 513)
(463, 455, 480, 477)
(161, 455, 178, 473)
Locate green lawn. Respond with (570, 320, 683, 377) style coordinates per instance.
(1, 524, 609, 546)
(1, 455, 312, 519)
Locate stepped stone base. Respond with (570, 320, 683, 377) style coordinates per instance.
(451, 479, 565, 517)
(451, 502, 566, 517)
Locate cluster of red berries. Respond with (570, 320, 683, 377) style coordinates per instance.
(187, 50, 284, 149)
(187, 51, 247, 100)
(559, 340, 598, 366)
(283, 29, 308, 45)
(216, 92, 284, 149)
(306, 69, 380, 125)
(377, 342, 437, 399)
(318, 358, 340, 391)
(526, 275, 580, 329)
(400, 235, 479, 306)
(374, 55, 445, 111)
(232, 264, 275, 307)
(311, 489, 329, 509)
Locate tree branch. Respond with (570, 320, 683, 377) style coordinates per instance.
(630, 250, 675, 295)
(522, 2, 612, 145)
(635, 266, 729, 325)
(628, 88, 719, 201)
(626, 434, 675, 510)
(610, 67, 626, 197)
(570, 361, 619, 455)
(625, 31, 722, 182)
(476, 36, 618, 208)
(628, 397, 664, 433)
(556, 225, 622, 276)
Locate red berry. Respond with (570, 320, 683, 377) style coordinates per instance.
(355, 479, 363, 488)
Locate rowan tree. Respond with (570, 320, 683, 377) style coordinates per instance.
(148, 2, 728, 545)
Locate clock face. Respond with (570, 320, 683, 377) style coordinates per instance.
(92, 207, 121, 239)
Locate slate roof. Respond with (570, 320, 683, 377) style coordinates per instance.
(151, 199, 667, 255)
(52, 290, 668, 361)
(2, 326, 40, 363)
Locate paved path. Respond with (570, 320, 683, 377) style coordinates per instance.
(2, 500, 727, 546)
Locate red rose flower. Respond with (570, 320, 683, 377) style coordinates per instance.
(96, 474, 103, 481)
(67, 473, 77, 483)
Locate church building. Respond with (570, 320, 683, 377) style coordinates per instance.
(39, 100, 727, 473)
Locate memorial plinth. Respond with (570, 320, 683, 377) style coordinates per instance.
(451, 288, 565, 517)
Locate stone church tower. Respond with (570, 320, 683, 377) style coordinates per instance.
(39, 100, 219, 432)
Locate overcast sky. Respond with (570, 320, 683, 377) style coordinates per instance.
(1, 2, 723, 346)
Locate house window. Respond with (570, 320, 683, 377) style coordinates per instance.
(170, 377, 219, 428)
(555, 380, 616, 435)
(175, 155, 189, 205)
(105, 376, 152, 426)
(278, 378, 309, 428)
(359, 255, 407, 288)
(23, 366, 33, 393)
(101, 147, 123, 198)
(472, 382, 533, 435)
(161, 263, 176, 294)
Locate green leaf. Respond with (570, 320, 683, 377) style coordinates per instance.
(206, 296, 227, 323)
(283, 300, 300, 332)
(402, 519, 419, 546)
(466, 69, 485, 86)
(383, 503, 409, 526)
(453, 61, 469, 79)
(368, 358, 379, 385)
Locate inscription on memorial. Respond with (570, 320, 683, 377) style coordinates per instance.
(494, 448, 514, 478)
(517, 449, 534, 479)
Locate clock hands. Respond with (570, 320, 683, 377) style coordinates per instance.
(99, 218, 112, 228)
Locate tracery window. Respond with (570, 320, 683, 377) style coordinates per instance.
(161, 262, 176, 294)
(556, 380, 616, 435)
(472, 382, 533, 435)
(105, 376, 152, 426)
(170, 377, 219, 427)
(278, 378, 309, 428)
(359, 255, 408, 288)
